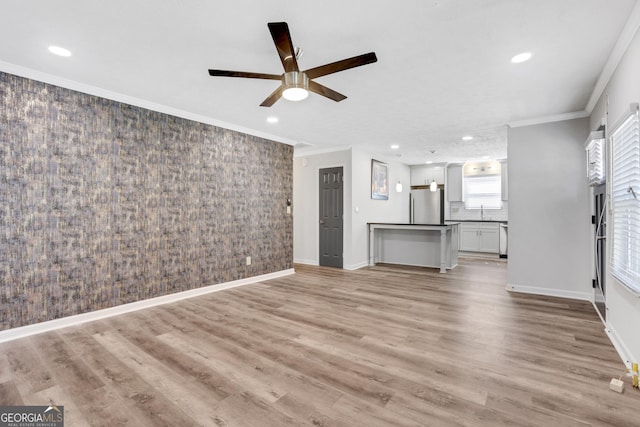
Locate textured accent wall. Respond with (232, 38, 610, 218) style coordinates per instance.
(0, 72, 293, 330)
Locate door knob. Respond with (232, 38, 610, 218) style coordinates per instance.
(319, 220, 325, 224)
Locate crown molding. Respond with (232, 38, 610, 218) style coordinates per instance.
(508, 110, 590, 128)
(585, 0, 640, 113)
(0, 61, 298, 147)
(293, 145, 352, 158)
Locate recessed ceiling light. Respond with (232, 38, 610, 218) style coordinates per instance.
(462, 136, 473, 141)
(482, 155, 490, 159)
(390, 144, 399, 149)
(266, 116, 278, 123)
(48, 45, 71, 57)
(426, 161, 433, 164)
(511, 52, 532, 63)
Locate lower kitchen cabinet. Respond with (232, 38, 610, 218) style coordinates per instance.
(458, 222, 499, 253)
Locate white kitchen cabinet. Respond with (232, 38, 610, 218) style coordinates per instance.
(459, 226, 479, 251)
(410, 165, 445, 186)
(410, 166, 426, 186)
(447, 165, 463, 201)
(479, 226, 499, 252)
(432, 167, 445, 184)
(458, 222, 499, 253)
(500, 161, 508, 201)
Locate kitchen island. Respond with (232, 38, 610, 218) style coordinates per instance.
(368, 223, 459, 273)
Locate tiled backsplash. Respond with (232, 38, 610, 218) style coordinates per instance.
(449, 201, 509, 221)
(0, 72, 293, 330)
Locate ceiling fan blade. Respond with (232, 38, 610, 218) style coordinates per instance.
(268, 22, 299, 73)
(307, 80, 347, 102)
(260, 85, 284, 107)
(304, 52, 377, 80)
(208, 69, 282, 80)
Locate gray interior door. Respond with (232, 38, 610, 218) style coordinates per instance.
(319, 167, 343, 268)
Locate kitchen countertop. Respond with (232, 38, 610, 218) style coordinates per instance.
(368, 222, 459, 227)
(445, 219, 508, 223)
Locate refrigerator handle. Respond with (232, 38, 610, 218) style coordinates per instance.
(410, 196, 414, 224)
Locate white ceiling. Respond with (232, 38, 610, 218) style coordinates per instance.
(1, 0, 638, 164)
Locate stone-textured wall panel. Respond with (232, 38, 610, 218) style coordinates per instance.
(0, 72, 293, 330)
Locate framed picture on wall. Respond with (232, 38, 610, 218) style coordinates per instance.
(371, 159, 389, 200)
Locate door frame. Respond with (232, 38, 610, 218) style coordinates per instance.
(592, 183, 606, 320)
(316, 164, 346, 267)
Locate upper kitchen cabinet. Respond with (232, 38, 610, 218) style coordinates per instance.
(447, 164, 463, 201)
(410, 165, 445, 186)
(500, 161, 508, 201)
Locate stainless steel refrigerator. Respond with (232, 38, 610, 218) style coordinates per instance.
(410, 188, 444, 224)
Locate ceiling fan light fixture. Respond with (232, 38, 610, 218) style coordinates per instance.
(282, 87, 308, 101)
(208, 22, 376, 106)
(282, 71, 309, 101)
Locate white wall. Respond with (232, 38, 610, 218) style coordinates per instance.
(589, 21, 640, 366)
(293, 149, 351, 266)
(507, 118, 592, 300)
(349, 148, 411, 269)
(293, 148, 410, 270)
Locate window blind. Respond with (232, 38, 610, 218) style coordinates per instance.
(463, 174, 502, 209)
(610, 106, 640, 293)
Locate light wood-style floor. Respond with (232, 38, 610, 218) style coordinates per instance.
(0, 258, 637, 426)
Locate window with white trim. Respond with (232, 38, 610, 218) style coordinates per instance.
(610, 104, 640, 294)
(463, 174, 502, 209)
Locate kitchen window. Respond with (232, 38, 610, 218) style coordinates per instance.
(610, 104, 640, 294)
(463, 174, 502, 209)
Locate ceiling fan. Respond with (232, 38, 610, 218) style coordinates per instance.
(208, 22, 377, 107)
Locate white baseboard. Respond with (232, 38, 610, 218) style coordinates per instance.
(0, 269, 295, 344)
(294, 258, 367, 271)
(508, 285, 632, 368)
(344, 261, 369, 271)
(506, 283, 593, 302)
(293, 258, 319, 266)
(605, 323, 634, 368)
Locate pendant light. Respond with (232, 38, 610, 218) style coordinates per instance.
(429, 179, 437, 192)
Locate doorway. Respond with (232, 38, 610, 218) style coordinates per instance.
(593, 183, 606, 319)
(319, 167, 343, 268)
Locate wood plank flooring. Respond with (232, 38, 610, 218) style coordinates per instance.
(0, 258, 637, 426)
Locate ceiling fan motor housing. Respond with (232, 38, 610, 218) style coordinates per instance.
(284, 71, 309, 90)
(282, 71, 309, 101)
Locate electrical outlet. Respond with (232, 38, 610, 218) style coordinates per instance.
(246, 256, 251, 266)
(609, 378, 624, 393)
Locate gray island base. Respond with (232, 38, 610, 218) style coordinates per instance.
(368, 223, 459, 273)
